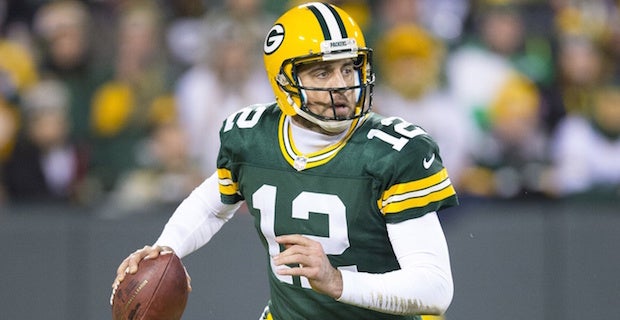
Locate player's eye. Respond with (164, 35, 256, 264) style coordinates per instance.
(314, 69, 329, 79)
(342, 65, 355, 76)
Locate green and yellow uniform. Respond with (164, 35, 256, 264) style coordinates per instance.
(217, 103, 457, 319)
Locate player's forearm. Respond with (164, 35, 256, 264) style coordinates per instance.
(337, 212, 453, 315)
(337, 265, 453, 315)
(154, 172, 241, 258)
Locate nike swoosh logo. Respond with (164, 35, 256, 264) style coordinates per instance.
(423, 153, 435, 169)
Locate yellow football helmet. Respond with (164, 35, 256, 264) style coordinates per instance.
(263, 2, 374, 132)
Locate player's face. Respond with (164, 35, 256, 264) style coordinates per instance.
(297, 59, 359, 119)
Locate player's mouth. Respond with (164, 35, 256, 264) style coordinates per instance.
(328, 102, 353, 119)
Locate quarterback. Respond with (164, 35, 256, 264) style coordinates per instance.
(113, 2, 458, 319)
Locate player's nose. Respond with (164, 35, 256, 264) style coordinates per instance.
(328, 71, 348, 88)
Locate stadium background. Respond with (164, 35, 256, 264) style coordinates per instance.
(1, 0, 620, 319)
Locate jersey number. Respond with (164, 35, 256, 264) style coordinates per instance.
(223, 105, 267, 132)
(367, 117, 426, 151)
(224, 109, 424, 153)
(253, 185, 356, 288)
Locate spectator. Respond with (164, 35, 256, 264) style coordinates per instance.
(364, 0, 421, 46)
(0, 2, 40, 204)
(376, 0, 420, 29)
(373, 23, 473, 187)
(446, 3, 554, 135)
(548, 85, 620, 197)
(541, 1, 618, 133)
(551, 35, 605, 117)
(0, 24, 38, 104)
(416, 0, 470, 44)
(164, 0, 209, 74)
(1, 78, 86, 203)
(98, 120, 203, 217)
(0, 0, 39, 157)
(551, 0, 613, 44)
(33, 0, 106, 143)
(175, 0, 274, 175)
(0, 41, 35, 159)
(459, 74, 551, 198)
(88, 1, 172, 192)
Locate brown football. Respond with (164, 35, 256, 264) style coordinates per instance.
(111, 253, 189, 320)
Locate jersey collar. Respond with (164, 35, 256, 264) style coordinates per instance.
(278, 114, 365, 171)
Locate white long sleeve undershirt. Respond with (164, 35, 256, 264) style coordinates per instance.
(337, 212, 454, 315)
(154, 172, 241, 258)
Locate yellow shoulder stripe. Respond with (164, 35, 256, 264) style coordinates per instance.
(378, 168, 456, 214)
(217, 168, 238, 196)
(382, 168, 450, 201)
(380, 184, 456, 214)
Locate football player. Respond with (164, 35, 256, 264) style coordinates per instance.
(113, 2, 458, 319)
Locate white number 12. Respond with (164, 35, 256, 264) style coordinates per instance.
(367, 116, 426, 151)
(252, 185, 353, 288)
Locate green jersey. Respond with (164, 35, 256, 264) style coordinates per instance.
(216, 103, 458, 319)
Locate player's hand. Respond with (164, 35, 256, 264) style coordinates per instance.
(112, 245, 192, 292)
(273, 234, 343, 299)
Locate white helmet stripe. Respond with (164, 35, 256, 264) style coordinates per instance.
(306, 2, 347, 40)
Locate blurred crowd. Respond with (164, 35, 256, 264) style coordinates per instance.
(1, 0, 619, 213)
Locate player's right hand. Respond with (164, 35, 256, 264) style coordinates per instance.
(112, 245, 173, 290)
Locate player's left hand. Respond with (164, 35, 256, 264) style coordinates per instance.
(273, 234, 343, 299)
(112, 245, 192, 294)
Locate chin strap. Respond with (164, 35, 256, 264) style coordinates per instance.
(286, 94, 353, 133)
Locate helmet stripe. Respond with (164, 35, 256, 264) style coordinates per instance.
(306, 3, 348, 40)
(324, 3, 348, 38)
